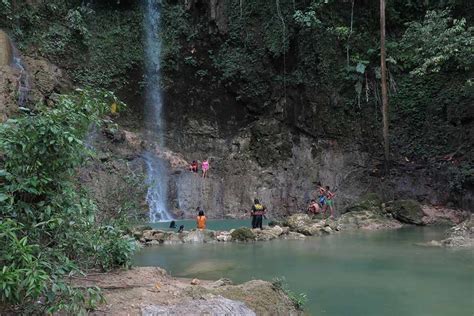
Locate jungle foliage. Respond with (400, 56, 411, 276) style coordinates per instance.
(0, 90, 135, 313)
(0, 0, 143, 89)
(159, 0, 473, 191)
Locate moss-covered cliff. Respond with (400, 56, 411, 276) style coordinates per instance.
(1, 0, 472, 214)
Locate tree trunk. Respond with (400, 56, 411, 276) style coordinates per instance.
(380, 0, 390, 169)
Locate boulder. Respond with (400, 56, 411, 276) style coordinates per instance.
(421, 205, 468, 225)
(131, 225, 153, 239)
(230, 227, 255, 241)
(337, 210, 403, 231)
(0, 52, 71, 122)
(164, 232, 186, 244)
(322, 226, 333, 234)
(441, 216, 474, 248)
(386, 199, 424, 225)
(0, 30, 13, 66)
(253, 228, 279, 241)
(343, 192, 383, 214)
(183, 230, 216, 243)
(142, 230, 166, 242)
(269, 225, 284, 236)
(283, 232, 306, 240)
(284, 214, 327, 236)
(0, 65, 21, 122)
(216, 231, 232, 242)
(284, 214, 311, 231)
(23, 56, 72, 105)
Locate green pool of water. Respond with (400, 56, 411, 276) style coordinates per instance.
(149, 219, 267, 231)
(133, 225, 474, 315)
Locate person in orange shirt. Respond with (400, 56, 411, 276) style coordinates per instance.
(196, 208, 207, 230)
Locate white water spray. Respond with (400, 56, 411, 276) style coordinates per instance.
(6, 34, 30, 107)
(12, 54, 30, 107)
(143, 0, 173, 222)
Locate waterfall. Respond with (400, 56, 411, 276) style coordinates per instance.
(143, 0, 173, 222)
(2, 32, 30, 107)
(11, 52, 30, 107)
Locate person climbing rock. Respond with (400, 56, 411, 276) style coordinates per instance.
(251, 199, 266, 230)
(190, 160, 198, 173)
(201, 159, 209, 178)
(307, 199, 320, 214)
(317, 182, 327, 212)
(196, 208, 207, 230)
(325, 186, 336, 219)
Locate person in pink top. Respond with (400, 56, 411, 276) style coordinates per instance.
(201, 159, 209, 178)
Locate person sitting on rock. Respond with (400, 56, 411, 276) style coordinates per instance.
(307, 199, 320, 214)
(196, 208, 207, 230)
(190, 160, 198, 173)
(325, 186, 336, 219)
(251, 199, 266, 230)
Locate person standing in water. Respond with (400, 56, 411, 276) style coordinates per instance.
(201, 159, 209, 178)
(251, 199, 266, 230)
(196, 208, 207, 230)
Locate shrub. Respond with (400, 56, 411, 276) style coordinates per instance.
(272, 277, 308, 311)
(0, 89, 135, 313)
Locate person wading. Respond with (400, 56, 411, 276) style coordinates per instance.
(196, 208, 207, 230)
(251, 199, 266, 230)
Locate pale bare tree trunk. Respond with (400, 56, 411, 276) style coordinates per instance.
(380, 0, 390, 168)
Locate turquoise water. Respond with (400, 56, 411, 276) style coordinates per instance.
(134, 225, 474, 315)
(149, 219, 268, 231)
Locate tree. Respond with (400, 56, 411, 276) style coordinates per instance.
(380, 0, 389, 167)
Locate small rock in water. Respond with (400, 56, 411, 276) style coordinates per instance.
(191, 278, 200, 285)
(322, 226, 333, 234)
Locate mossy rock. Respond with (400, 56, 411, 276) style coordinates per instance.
(131, 225, 153, 239)
(343, 192, 383, 214)
(360, 192, 383, 207)
(386, 199, 424, 225)
(230, 227, 255, 241)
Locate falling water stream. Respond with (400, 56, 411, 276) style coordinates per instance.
(143, 0, 173, 222)
(11, 49, 30, 107)
(3, 32, 30, 107)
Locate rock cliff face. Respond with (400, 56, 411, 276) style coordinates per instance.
(166, 122, 370, 218)
(162, 112, 470, 218)
(0, 30, 13, 66)
(0, 29, 71, 122)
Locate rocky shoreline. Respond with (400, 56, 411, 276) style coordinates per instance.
(419, 216, 474, 248)
(134, 197, 470, 247)
(75, 267, 300, 316)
